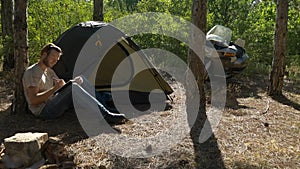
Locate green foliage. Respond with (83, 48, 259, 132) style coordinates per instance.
(0, 35, 13, 59)
(132, 0, 191, 62)
(208, 0, 253, 30)
(243, 61, 271, 77)
(112, 0, 300, 71)
(1, 0, 300, 74)
(106, 0, 139, 12)
(133, 34, 188, 62)
(28, 0, 93, 63)
(137, 0, 172, 13)
(287, 0, 300, 60)
(243, 1, 276, 66)
(208, 0, 276, 67)
(104, 0, 130, 22)
(0, 42, 3, 70)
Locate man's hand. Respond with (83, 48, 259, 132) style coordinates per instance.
(27, 78, 65, 105)
(72, 76, 83, 85)
(53, 78, 65, 90)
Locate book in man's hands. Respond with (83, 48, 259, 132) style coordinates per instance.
(54, 80, 73, 94)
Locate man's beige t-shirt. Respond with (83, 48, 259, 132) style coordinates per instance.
(22, 63, 58, 116)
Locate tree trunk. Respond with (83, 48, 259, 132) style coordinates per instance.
(188, 0, 207, 126)
(188, 1, 226, 168)
(268, 0, 288, 96)
(1, 0, 14, 70)
(188, 0, 207, 145)
(13, 0, 29, 114)
(93, 0, 104, 21)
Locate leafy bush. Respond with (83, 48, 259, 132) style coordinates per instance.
(28, 0, 93, 63)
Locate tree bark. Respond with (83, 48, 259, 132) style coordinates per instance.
(188, 0, 207, 122)
(93, 0, 104, 21)
(189, 0, 207, 145)
(188, 1, 225, 168)
(268, 0, 288, 96)
(13, 0, 29, 114)
(1, 0, 14, 70)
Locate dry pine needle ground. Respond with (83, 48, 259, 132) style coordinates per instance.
(0, 72, 299, 168)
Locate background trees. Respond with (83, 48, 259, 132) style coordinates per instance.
(1, 0, 14, 70)
(0, 0, 299, 72)
(1, 0, 300, 114)
(27, 0, 92, 61)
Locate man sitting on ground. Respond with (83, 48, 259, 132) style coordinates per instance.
(22, 43, 127, 125)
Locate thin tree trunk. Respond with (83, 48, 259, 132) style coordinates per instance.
(189, 0, 207, 160)
(188, 1, 225, 168)
(268, 0, 288, 96)
(1, 0, 14, 70)
(93, 0, 104, 21)
(189, 0, 207, 129)
(13, 0, 29, 114)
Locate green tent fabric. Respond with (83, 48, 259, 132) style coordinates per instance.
(53, 21, 173, 105)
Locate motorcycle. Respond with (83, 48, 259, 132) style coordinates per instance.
(205, 25, 249, 79)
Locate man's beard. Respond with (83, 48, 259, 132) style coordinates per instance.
(42, 57, 51, 67)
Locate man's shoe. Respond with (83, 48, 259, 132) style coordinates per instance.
(103, 113, 129, 125)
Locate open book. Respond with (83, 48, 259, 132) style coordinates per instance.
(54, 80, 73, 94)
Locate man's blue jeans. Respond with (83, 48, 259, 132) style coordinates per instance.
(39, 76, 113, 120)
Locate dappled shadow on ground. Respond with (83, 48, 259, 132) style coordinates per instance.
(226, 74, 268, 99)
(190, 118, 225, 168)
(190, 107, 226, 169)
(272, 94, 300, 111)
(189, 74, 271, 168)
(232, 161, 271, 169)
(192, 134, 225, 168)
(284, 79, 300, 95)
(0, 107, 88, 144)
(188, 95, 225, 169)
(206, 74, 269, 110)
(1, 71, 299, 168)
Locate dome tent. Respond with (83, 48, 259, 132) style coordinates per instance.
(52, 21, 173, 107)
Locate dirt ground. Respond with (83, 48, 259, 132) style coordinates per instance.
(0, 70, 299, 168)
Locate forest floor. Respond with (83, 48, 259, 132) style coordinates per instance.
(0, 70, 299, 169)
